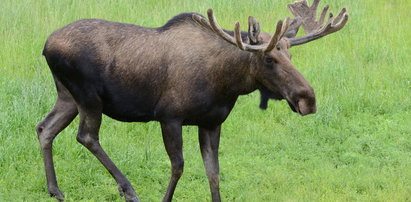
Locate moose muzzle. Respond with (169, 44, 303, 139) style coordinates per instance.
(286, 90, 316, 116)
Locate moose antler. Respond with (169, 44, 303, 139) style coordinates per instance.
(192, 9, 290, 53)
(287, 0, 349, 46)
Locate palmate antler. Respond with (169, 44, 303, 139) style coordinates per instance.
(192, 9, 290, 53)
(287, 0, 349, 46)
(193, 1, 348, 51)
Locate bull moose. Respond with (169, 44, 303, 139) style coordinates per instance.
(36, 0, 348, 201)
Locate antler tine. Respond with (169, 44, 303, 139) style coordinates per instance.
(208, 9, 272, 52)
(193, 9, 266, 52)
(236, 20, 272, 52)
(205, 9, 259, 51)
(310, 0, 321, 10)
(234, 22, 245, 50)
(289, 10, 348, 46)
(334, 8, 347, 24)
(287, 0, 349, 47)
(263, 20, 283, 52)
(193, 9, 290, 53)
(318, 4, 329, 25)
(333, 11, 349, 30)
(266, 18, 293, 52)
(192, 14, 213, 30)
(206, 9, 238, 46)
(264, 18, 291, 52)
(282, 17, 291, 38)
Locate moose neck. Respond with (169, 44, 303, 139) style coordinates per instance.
(208, 44, 259, 96)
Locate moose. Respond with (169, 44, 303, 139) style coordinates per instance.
(36, 0, 348, 201)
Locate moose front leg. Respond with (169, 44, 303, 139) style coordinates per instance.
(259, 91, 269, 110)
(160, 121, 184, 202)
(198, 125, 221, 202)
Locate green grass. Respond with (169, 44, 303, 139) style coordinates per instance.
(1, 0, 410, 201)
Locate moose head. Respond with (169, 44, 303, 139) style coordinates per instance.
(193, 0, 348, 115)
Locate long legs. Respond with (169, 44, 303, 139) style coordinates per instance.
(38, 84, 222, 202)
(160, 122, 222, 202)
(199, 125, 221, 202)
(75, 104, 140, 202)
(160, 121, 184, 202)
(36, 88, 78, 200)
(37, 81, 139, 201)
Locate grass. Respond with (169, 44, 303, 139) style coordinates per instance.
(0, 0, 410, 201)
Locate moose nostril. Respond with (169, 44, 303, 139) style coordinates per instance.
(36, 126, 44, 134)
(294, 88, 316, 115)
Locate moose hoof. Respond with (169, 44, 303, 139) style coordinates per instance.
(118, 185, 125, 197)
(126, 196, 140, 202)
(49, 188, 64, 201)
(118, 184, 139, 202)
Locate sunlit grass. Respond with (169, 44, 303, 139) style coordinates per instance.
(0, 0, 410, 201)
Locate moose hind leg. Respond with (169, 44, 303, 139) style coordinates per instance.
(160, 121, 184, 202)
(199, 125, 222, 202)
(76, 105, 140, 202)
(36, 96, 78, 200)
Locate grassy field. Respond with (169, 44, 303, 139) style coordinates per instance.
(1, 0, 410, 201)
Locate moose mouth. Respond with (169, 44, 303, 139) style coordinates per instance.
(287, 100, 298, 113)
(260, 87, 316, 115)
(286, 98, 316, 116)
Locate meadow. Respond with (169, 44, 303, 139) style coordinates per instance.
(0, 0, 410, 201)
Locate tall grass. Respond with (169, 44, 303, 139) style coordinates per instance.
(0, 0, 410, 201)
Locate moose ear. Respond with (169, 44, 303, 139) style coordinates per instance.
(284, 17, 302, 38)
(248, 16, 260, 45)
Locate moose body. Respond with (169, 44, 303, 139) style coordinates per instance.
(46, 15, 247, 125)
(36, 1, 348, 201)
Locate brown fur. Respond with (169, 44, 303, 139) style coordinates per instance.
(37, 12, 316, 202)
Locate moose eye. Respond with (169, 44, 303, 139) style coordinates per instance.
(264, 57, 275, 64)
(276, 46, 281, 51)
